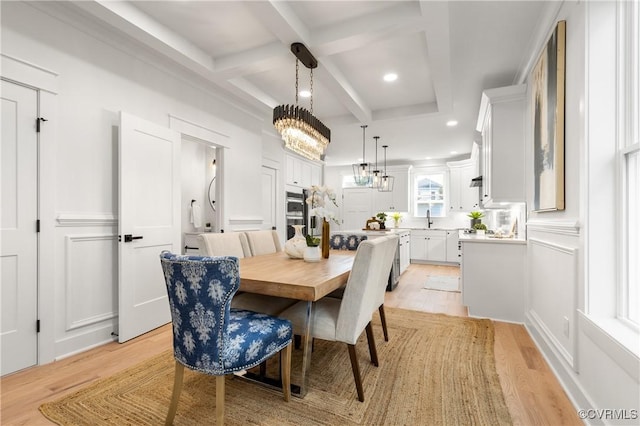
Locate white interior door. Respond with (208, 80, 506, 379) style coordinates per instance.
(118, 112, 180, 342)
(1, 80, 38, 375)
(261, 166, 277, 230)
(342, 188, 372, 231)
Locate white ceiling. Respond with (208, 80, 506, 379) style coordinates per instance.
(69, 1, 548, 166)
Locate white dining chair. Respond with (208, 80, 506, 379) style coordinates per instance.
(197, 232, 251, 258)
(327, 234, 391, 342)
(245, 230, 282, 256)
(279, 235, 399, 402)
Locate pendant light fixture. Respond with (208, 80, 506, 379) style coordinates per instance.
(378, 144, 395, 192)
(352, 125, 371, 186)
(371, 136, 381, 188)
(273, 43, 331, 161)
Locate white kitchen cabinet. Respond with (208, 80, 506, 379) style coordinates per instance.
(410, 229, 446, 262)
(476, 84, 526, 207)
(447, 159, 479, 212)
(445, 230, 460, 263)
(372, 168, 409, 212)
(397, 231, 411, 274)
(460, 238, 525, 322)
(286, 154, 321, 188)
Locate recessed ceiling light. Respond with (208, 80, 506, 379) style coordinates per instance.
(425, 156, 432, 160)
(383, 73, 398, 82)
(299, 90, 311, 98)
(450, 151, 458, 155)
(446, 120, 458, 127)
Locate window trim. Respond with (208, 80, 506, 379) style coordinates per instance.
(412, 168, 447, 218)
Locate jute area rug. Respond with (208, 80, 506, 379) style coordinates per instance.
(40, 308, 511, 425)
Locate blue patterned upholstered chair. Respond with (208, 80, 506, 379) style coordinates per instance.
(159, 252, 292, 425)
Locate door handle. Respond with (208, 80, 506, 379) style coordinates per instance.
(123, 234, 143, 243)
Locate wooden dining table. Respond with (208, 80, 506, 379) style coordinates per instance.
(238, 250, 355, 397)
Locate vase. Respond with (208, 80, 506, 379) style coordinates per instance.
(321, 219, 330, 259)
(303, 245, 321, 262)
(284, 224, 306, 259)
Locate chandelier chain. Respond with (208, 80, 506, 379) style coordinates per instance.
(310, 68, 314, 114)
(295, 59, 299, 106)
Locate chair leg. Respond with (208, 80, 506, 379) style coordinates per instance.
(347, 344, 365, 402)
(378, 304, 389, 342)
(281, 343, 292, 402)
(216, 375, 225, 426)
(165, 362, 184, 426)
(365, 322, 379, 367)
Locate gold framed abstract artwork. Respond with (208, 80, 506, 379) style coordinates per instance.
(532, 20, 566, 212)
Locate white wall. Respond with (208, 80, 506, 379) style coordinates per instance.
(523, 2, 639, 423)
(1, 1, 270, 361)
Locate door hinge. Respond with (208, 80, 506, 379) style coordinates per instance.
(36, 117, 48, 133)
(36, 219, 40, 233)
(36, 319, 40, 333)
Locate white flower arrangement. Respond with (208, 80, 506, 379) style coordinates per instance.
(306, 185, 339, 224)
(305, 185, 339, 246)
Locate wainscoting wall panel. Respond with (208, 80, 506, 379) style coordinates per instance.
(54, 213, 119, 359)
(64, 234, 118, 331)
(526, 220, 580, 372)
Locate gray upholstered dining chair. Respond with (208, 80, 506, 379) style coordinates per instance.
(279, 235, 398, 402)
(245, 229, 282, 256)
(197, 232, 251, 258)
(327, 233, 391, 342)
(159, 252, 292, 425)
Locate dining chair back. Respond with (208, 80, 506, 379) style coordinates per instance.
(280, 234, 398, 402)
(245, 230, 282, 256)
(336, 235, 398, 345)
(159, 252, 292, 425)
(196, 232, 251, 258)
(197, 231, 295, 317)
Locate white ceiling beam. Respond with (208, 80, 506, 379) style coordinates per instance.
(420, 1, 453, 114)
(243, 0, 372, 123)
(73, 0, 214, 71)
(312, 2, 426, 57)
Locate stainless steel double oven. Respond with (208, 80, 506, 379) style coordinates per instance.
(286, 190, 310, 240)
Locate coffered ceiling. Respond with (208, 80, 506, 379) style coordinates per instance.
(67, 1, 548, 166)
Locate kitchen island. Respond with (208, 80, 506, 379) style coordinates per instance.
(331, 228, 411, 278)
(459, 231, 526, 322)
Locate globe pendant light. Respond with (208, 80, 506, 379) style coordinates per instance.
(352, 125, 371, 186)
(378, 144, 395, 192)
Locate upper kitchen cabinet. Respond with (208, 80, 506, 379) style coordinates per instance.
(286, 153, 322, 189)
(447, 156, 479, 212)
(372, 167, 410, 212)
(476, 84, 526, 207)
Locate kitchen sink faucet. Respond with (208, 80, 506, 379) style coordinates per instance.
(426, 209, 434, 229)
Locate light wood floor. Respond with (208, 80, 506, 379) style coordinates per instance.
(1, 263, 582, 425)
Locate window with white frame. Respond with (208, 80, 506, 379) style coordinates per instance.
(413, 172, 445, 217)
(619, 0, 640, 327)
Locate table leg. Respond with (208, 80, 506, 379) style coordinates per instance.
(299, 300, 314, 397)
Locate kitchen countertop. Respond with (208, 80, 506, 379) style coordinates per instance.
(458, 230, 526, 245)
(334, 228, 411, 235)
